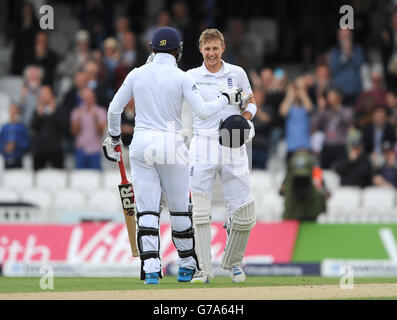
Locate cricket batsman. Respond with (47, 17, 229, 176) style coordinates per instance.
(187, 29, 257, 283)
(102, 27, 243, 284)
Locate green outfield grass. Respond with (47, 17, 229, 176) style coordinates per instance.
(1, 276, 397, 294)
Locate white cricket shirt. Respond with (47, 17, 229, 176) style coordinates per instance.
(107, 53, 229, 137)
(187, 60, 255, 136)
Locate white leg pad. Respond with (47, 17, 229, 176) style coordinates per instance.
(221, 199, 256, 270)
(191, 191, 213, 279)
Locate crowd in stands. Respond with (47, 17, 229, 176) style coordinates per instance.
(1, 0, 397, 191)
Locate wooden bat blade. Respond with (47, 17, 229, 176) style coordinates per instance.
(118, 183, 139, 257)
(124, 212, 139, 257)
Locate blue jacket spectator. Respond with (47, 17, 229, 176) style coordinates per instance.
(0, 104, 30, 168)
(280, 77, 313, 161)
(329, 29, 364, 106)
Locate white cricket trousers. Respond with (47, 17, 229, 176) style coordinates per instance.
(129, 131, 196, 274)
(189, 134, 250, 216)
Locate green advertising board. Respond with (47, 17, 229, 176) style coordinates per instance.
(292, 223, 397, 262)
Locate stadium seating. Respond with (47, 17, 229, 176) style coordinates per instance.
(20, 189, 52, 209)
(322, 170, 341, 192)
(36, 168, 68, 190)
(0, 167, 396, 224)
(0, 91, 10, 126)
(327, 186, 361, 216)
(69, 169, 102, 191)
(256, 191, 284, 221)
(0, 188, 19, 202)
(248, 18, 278, 54)
(2, 169, 34, 190)
(0, 76, 23, 104)
(361, 186, 396, 214)
(103, 170, 122, 190)
(53, 189, 87, 210)
(250, 169, 273, 191)
(0, 46, 11, 76)
(87, 189, 122, 212)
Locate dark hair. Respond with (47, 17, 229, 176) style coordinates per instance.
(372, 105, 387, 114)
(153, 48, 178, 56)
(326, 85, 344, 98)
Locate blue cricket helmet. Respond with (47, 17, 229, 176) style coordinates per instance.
(150, 27, 183, 63)
(150, 26, 182, 51)
(219, 115, 251, 148)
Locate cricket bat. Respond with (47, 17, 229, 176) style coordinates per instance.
(114, 145, 139, 257)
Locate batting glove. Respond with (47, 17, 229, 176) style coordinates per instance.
(222, 88, 243, 105)
(246, 120, 255, 142)
(102, 136, 121, 162)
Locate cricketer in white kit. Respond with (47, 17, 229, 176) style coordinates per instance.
(102, 27, 243, 285)
(186, 29, 257, 283)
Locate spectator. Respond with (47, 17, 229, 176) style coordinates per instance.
(78, 0, 113, 49)
(102, 37, 121, 99)
(264, 68, 287, 156)
(24, 31, 58, 86)
(114, 16, 130, 43)
(19, 65, 44, 127)
(119, 31, 146, 70)
(307, 64, 331, 107)
(0, 104, 30, 169)
(279, 77, 313, 161)
(142, 9, 172, 50)
(121, 98, 135, 146)
(380, 10, 397, 91)
(30, 86, 64, 170)
(114, 31, 146, 89)
(372, 141, 397, 188)
(355, 67, 387, 116)
(9, 1, 39, 75)
(251, 88, 272, 169)
(362, 106, 396, 168)
(84, 60, 109, 108)
(329, 28, 364, 106)
(90, 49, 106, 79)
(260, 68, 274, 92)
(312, 87, 354, 169)
(224, 17, 260, 70)
(59, 71, 89, 145)
(70, 88, 107, 170)
(57, 30, 92, 79)
(356, 98, 378, 131)
(171, 1, 201, 70)
(248, 69, 262, 90)
(334, 133, 372, 188)
(386, 90, 397, 125)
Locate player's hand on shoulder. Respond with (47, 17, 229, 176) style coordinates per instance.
(102, 135, 121, 162)
(222, 87, 243, 105)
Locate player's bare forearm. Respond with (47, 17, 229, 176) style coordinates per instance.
(242, 111, 253, 120)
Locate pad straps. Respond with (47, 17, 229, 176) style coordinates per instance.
(136, 211, 161, 280)
(169, 209, 200, 270)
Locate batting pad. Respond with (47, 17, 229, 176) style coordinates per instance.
(191, 191, 213, 279)
(221, 199, 256, 270)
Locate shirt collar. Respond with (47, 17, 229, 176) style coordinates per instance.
(201, 60, 231, 77)
(153, 53, 177, 66)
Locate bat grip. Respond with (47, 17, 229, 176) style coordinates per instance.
(115, 145, 129, 185)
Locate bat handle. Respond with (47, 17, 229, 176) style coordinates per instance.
(115, 145, 129, 185)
